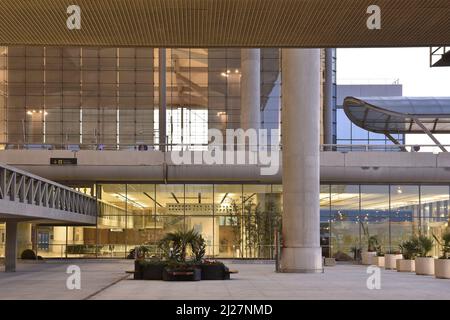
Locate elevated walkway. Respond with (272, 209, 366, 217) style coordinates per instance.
(0, 162, 97, 272)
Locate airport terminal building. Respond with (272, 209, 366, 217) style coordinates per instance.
(0, 45, 449, 268)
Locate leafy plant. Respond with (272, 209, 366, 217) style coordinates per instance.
(433, 231, 450, 259)
(368, 235, 380, 252)
(127, 245, 151, 260)
(399, 238, 419, 260)
(359, 221, 381, 252)
(20, 249, 37, 260)
(376, 248, 385, 257)
(417, 235, 434, 258)
(158, 228, 206, 263)
(192, 235, 206, 263)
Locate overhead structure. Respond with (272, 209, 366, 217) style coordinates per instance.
(430, 47, 450, 67)
(1, 0, 450, 47)
(344, 97, 450, 152)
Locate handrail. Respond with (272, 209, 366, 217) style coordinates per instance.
(320, 144, 450, 152)
(0, 163, 97, 217)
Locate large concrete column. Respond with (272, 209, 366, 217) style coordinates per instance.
(5, 221, 18, 272)
(280, 49, 322, 273)
(240, 49, 261, 131)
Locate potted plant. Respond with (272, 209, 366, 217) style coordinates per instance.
(415, 235, 434, 276)
(132, 246, 152, 280)
(384, 249, 403, 270)
(361, 235, 379, 265)
(158, 228, 205, 281)
(397, 238, 418, 272)
(372, 248, 385, 267)
(433, 231, 450, 279)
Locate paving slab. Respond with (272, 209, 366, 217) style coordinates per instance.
(1, 260, 450, 300)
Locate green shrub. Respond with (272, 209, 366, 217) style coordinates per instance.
(417, 235, 434, 257)
(20, 249, 37, 260)
(158, 228, 206, 263)
(433, 231, 450, 259)
(399, 238, 419, 260)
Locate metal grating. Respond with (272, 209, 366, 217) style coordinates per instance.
(0, 0, 450, 47)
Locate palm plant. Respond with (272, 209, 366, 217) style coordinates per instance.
(158, 228, 206, 263)
(433, 231, 450, 259)
(399, 238, 419, 260)
(417, 235, 434, 258)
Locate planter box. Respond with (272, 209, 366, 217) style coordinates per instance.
(134, 260, 143, 280)
(200, 264, 228, 280)
(396, 259, 415, 272)
(163, 267, 202, 281)
(142, 264, 165, 280)
(385, 254, 403, 270)
(361, 252, 377, 265)
(372, 256, 385, 268)
(434, 259, 450, 279)
(415, 257, 434, 276)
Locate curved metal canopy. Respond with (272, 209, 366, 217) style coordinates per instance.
(343, 97, 450, 134)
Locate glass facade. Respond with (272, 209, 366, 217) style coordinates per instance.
(2, 183, 447, 260)
(0, 47, 281, 150)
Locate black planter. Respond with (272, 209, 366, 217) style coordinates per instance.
(162, 267, 202, 281)
(200, 264, 227, 280)
(134, 260, 143, 280)
(142, 263, 165, 280)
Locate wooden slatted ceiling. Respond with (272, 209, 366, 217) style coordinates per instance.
(0, 0, 449, 47)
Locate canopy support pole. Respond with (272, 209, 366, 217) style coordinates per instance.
(413, 117, 448, 152)
(385, 133, 408, 152)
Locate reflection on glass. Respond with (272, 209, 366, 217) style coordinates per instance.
(360, 185, 389, 253)
(390, 185, 418, 252)
(421, 186, 449, 257)
(215, 184, 242, 258)
(25, 183, 450, 260)
(330, 185, 360, 261)
(320, 185, 331, 258)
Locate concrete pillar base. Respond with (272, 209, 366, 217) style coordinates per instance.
(5, 221, 18, 272)
(280, 247, 323, 273)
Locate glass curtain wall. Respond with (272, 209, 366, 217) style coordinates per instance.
(0, 47, 282, 150)
(16, 183, 448, 260)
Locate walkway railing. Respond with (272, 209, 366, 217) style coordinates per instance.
(320, 144, 450, 153)
(0, 163, 97, 217)
(2, 142, 450, 154)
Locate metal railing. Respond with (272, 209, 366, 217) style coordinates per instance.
(0, 142, 282, 152)
(0, 163, 97, 217)
(320, 144, 450, 153)
(1, 142, 449, 154)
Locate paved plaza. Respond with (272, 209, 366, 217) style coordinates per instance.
(0, 260, 449, 300)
